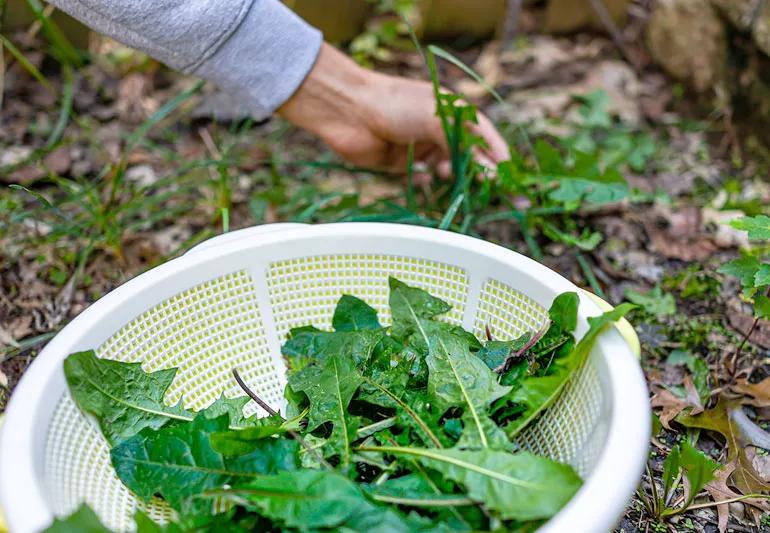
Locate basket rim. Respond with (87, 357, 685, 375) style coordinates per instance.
(0, 223, 650, 533)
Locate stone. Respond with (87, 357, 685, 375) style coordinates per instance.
(711, 0, 762, 30)
(647, 0, 727, 92)
(753, 1, 770, 56)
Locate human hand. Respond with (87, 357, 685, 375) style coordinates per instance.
(278, 43, 510, 177)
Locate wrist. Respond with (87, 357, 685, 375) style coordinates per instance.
(277, 43, 378, 138)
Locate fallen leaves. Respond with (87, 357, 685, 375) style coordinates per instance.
(704, 463, 770, 533)
(651, 385, 702, 429)
(726, 299, 770, 349)
(677, 397, 770, 496)
(116, 72, 158, 124)
(732, 377, 770, 407)
(644, 205, 718, 262)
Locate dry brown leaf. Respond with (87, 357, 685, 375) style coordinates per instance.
(703, 463, 770, 532)
(706, 463, 738, 533)
(645, 205, 719, 261)
(117, 72, 157, 124)
(732, 377, 770, 407)
(683, 374, 705, 416)
(651, 385, 701, 429)
(0, 326, 19, 349)
(677, 397, 770, 495)
(726, 304, 770, 349)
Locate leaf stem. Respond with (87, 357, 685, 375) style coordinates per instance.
(231, 368, 333, 470)
(357, 416, 397, 438)
(232, 368, 279, 416)
(663, 493, 770, 516)
(362, 377, 443, 448)
(494, 318, 550, 373)
(370, 494, 476, 507)
(576, 252, 605, 299)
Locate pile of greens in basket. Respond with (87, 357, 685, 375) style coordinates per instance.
(51, 277, 633, 532)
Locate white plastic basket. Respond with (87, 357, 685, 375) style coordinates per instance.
(0, 223, 650, 533)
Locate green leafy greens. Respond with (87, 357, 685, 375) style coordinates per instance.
(55, 277, 633, 532)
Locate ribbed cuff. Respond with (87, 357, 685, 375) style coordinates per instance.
(192, 0, 323, 119)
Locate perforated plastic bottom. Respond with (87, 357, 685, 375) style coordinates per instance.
(97, 270, 281, 416)
(267, 253, 468, 341)
(44, 253, 605, 531)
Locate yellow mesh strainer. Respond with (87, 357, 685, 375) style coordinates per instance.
(0, 223, 650, 532)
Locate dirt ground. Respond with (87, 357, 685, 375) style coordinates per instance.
(3, 10, 770, 532)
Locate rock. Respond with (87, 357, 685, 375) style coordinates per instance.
(711, 0, 762, 30)
(544, 0, 631, 34)
(647, 0, 727, 92)
(125, 164, 158, 188)
(728, 501, 746, 522)
(43, 146, 72, 176)
(0, 146, 72, 184)
(711, 0, 770, 56)
(0, 146, 32, 171)
(754, 1, 770, 55)
(701, 208, 750, 248)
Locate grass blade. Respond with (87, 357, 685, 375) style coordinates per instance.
(126, 79, 205, 151)
(428, 45, 505, 106)
(0, 34, 52, 90)
(406, 142, 416, 210)
(576, 252, 605, 298)
(24, 0, 82, 66)
(439, 193, 464, 230)
(427, 44, 537, 171)
(46, 65, 73, 147)
(221, 207, 230, 233)
(0, 65, 73, 175)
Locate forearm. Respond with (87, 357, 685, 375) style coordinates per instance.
(47, 0, 322, 118)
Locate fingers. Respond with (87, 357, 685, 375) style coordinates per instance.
(424, 101, 509, 177)
(436, 160, 452, 180)
(471, 113, 511, 163)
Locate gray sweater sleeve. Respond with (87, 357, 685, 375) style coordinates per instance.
(48, 0, 323, 118)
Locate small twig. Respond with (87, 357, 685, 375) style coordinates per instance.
(0, 26, 5, 112)
(231, 368, 332, 470)
(732, 317, 760, 370)
(198, 127, 222, 160)
(494, 318, 551, 373)
(645, 462, 660, 517)
(671, 493, 770, 514)
(586, 0, 640, 72)
(485, 324, 493, 341)
(727, 286, 770, 375)
(232, 368, 279, 416)
(499, 0, 524, 51)
(26, 3, 56, 41)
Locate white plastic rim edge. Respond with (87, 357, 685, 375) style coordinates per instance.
(185, 223, 307, 255)
(0, 223, 650, 533)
